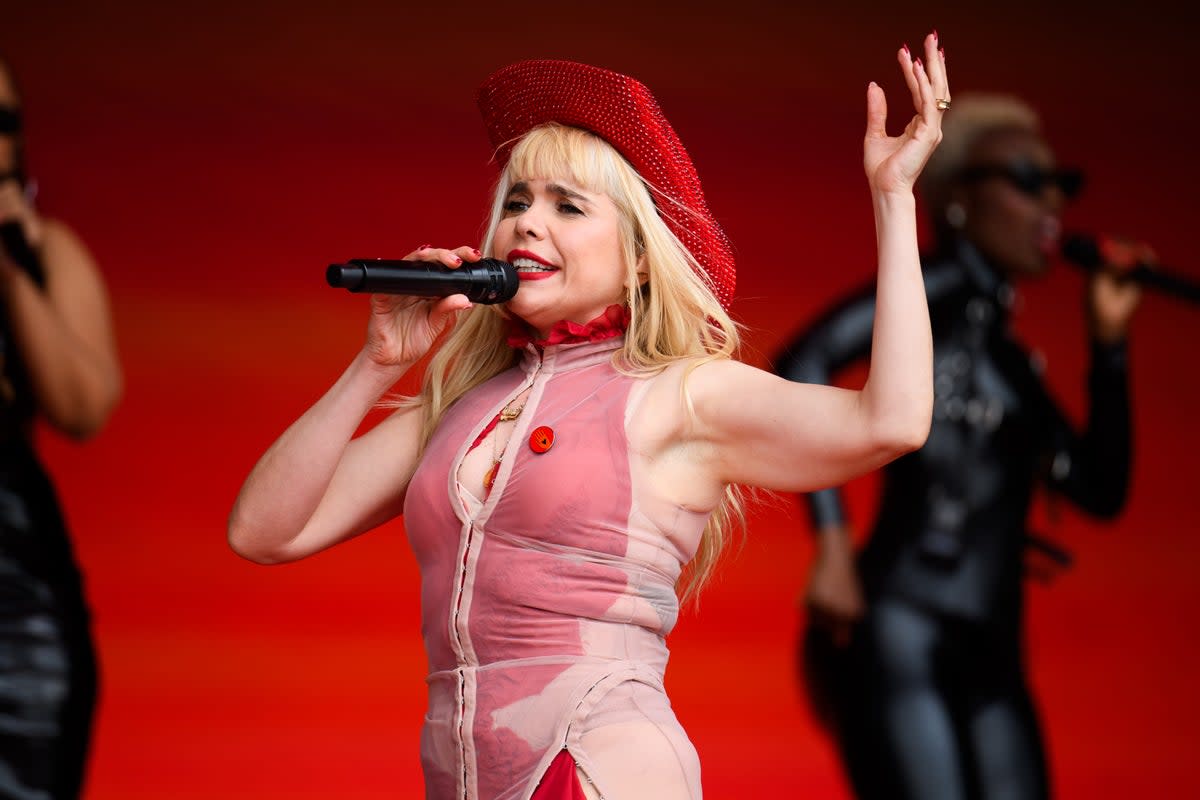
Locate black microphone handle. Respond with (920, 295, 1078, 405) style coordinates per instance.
(1061, 234, 1200, 306)
(0, 221, 45, 286)
(326, 258, 518, 304)
(1126, 265, 1200, 305)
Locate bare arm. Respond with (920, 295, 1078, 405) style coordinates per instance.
(1041, 269, 1141, 518)
(227, 245, 477, 564)
(680, 34, 946, 498)
(0, 183, 122, 438)
(228, 353, 421, 564)
(686, 360, 929, 495)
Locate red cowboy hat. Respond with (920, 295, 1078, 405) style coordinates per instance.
(476, 59, 736, 310)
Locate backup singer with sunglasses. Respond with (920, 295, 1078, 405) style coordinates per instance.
(775, 94, 1140, 799)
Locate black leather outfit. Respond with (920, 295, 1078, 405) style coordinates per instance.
(0, 260, 97, 799)
(774, 239, 1131, 800)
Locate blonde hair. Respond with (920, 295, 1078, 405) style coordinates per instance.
(409, 123, 744, 603)
(918, 93, 1041, 221)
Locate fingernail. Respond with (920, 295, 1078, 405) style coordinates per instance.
(933, 28, 939, 42)
(902, 43, 910, 56)
(939, 47, 946, 60)
(418, 244, 432, 250)
(451, 255, 462, 265)
(914, 58, 923, 69)
(471, 248, 481, 257)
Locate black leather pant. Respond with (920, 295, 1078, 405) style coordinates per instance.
(804, 598, 1049, 800)
(0, 458, 97, 800)
(0, 563, 96, 800)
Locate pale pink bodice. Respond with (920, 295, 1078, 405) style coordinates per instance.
(403, 337, 709, 799)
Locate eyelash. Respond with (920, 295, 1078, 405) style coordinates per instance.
(503, 199, 584, 216)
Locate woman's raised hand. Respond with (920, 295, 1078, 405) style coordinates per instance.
(863, 31, 950, 196)
(363, 244, 478, 367)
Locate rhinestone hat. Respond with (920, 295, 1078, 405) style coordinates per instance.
(476, 60, 736, 310)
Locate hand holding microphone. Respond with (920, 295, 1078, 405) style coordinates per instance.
(0, 221, 44, 284)
(0, 177, 45, 285)
(1061, 233, 1200, 306)
(331, 245, 514, 369)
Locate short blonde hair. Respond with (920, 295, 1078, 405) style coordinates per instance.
(918, 93, 1040, 217)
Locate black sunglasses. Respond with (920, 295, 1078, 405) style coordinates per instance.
(959, 161, 1085, 200)
(0, 105, 19, 135)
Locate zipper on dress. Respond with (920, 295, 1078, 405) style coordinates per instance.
(448, 350, 544, 796)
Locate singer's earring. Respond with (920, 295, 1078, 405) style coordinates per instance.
(945, 202, 967, 229)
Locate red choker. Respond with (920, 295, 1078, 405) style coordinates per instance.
(506, 304, 630, 349)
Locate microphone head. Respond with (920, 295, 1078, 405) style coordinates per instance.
(471, 258, 519, 304)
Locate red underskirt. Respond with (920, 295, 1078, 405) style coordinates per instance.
(530, 749, 587, 800)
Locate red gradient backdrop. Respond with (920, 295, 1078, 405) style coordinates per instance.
(5, 2, 1198, 796)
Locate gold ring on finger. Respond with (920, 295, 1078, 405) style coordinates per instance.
(935, 98, 951, 111)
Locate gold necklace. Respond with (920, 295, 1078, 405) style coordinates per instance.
(484, 393, 529, 491)
(499, 401, 525, 422)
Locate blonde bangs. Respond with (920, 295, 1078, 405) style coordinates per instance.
(502, 123, 635, 201)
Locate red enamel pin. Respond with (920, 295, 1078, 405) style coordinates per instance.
(528, 426, 555, 454)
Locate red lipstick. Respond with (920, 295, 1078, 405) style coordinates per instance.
(506, 249, 556, 267)
(507, 249, 560, 281)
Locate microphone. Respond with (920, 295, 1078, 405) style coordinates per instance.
(1061, 234, 1200, 305)
(326, 257, 518, 304)
(0, 221, 45, 285)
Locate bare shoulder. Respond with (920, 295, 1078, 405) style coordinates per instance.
(684, 358, 765, 394)
(625, 357, 762, 451)
(39, 217, 104, 284)
(40, 217, 91, 258)
(657, 357, 837, 461)
(679, 358, 788, 423)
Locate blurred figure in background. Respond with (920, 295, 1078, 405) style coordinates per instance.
(0, 54, 121, 799)
(775, 94, 1141, 799)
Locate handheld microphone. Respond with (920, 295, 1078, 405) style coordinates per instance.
(0, 221, 45, 285)
(1061, 234, 1200, 306)
(326, 258, 519, 304)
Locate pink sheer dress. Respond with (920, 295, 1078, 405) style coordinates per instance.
(403, 330, 709, 799)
